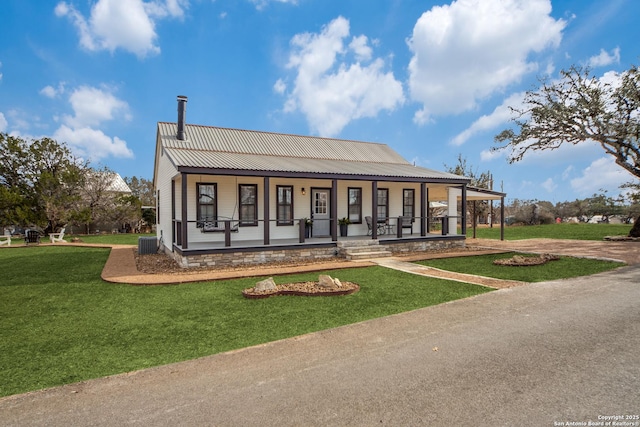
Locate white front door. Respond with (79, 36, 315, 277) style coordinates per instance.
(312, 189, 330, 237)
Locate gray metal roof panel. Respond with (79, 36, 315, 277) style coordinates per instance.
(157, 122, 468, 181)
(158, 122, 409, 164)
(164, 148, 465, 180)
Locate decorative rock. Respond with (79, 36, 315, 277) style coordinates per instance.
(318, 274, 336, 288)
(255, 277, 276, 292)
(334, 278, 343, 288)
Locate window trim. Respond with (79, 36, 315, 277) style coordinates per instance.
(403, 188, 415, 222)
(196, 182, 218, 227)
(239, 184, 258, 226)
(347, 187, 362, 224)
(276, 185, 294, 226)
(377, 188, 389, 223)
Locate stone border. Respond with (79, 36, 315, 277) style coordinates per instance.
(242, 284, 360, 299)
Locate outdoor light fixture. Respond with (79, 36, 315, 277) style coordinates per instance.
(301, 187, 306, 195)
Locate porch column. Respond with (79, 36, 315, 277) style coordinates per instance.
(461, 185, 467, 236)
(331, 179, 338, 241)
(171, 179, 176, 245)
(447, 187, 457, 236)
(371, 181, 378, 239)
(500, 196, 505, 241)
(263, 176, 270, 245)
(420, 183, 427, 237)
(181, 173, 188, 249)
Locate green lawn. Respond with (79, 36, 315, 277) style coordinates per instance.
(0, 246, 490, 398)
(466, 222, 631, 240)
(66, 233, 151, 245)
(417, 252, 624, 282)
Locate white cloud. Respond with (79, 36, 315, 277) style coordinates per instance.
(587, 47, 620, 68)
(40, 82, 66, 98)
(55, 0, 188, 58)
(54, 125, 134, 160)
(480, 148, 502, 162)
(0, 112, 7, 132)
(570, 156, 632, 197)
(250, 0, 298, 10)
(451, 91, 526, 146)
(280, 16, 404, 137)
(273, 78, 286, 94)
(47, 85, 134, 161)
(64, 86, 130, 128)
(408, 0, 565, 124)
(541, 177, 557, 193)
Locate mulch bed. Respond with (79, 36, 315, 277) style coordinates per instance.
(242, 281, 360, 299)
(493, 253, 560, 266)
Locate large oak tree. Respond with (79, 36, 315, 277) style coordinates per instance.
(495, 64, 640, 237)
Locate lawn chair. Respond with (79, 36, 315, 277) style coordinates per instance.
(0, 230, 11, 246)
(25, 230, 41, 245)
(50, 227, 66, 243)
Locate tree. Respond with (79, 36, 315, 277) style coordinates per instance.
(495, 64, 640, 236)
(0, 133, 87, 232)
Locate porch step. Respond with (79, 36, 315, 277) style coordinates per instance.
(345, 250, 393, 261)
(338, 239, 393, 260)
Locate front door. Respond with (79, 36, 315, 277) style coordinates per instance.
(311, 189, 330, 237)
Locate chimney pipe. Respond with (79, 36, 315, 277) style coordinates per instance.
(177, 95, 188, 140)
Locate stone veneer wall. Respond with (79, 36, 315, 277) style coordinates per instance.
(386, 239, 464, 254)
(170, 238, 464, 268)
(171, 246, 338, 268)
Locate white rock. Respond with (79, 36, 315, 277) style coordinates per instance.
(255, 277, 276, 291)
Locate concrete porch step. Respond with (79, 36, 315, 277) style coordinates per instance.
(345, 250, 393, 261)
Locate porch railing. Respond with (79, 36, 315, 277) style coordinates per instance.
(172, 216, 461, 249)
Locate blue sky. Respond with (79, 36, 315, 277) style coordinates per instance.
(1, 0, 638, 204)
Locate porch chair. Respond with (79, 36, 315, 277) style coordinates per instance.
(49, 227, 66, 243)
(365, 216, 386, 235)
(0, 230, 11, 246)
(25, 230, 41, 245)
(400, 216, 414, 235)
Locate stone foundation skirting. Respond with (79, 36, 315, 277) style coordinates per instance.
(385, 239, 464, 254)
(170, 246, 338, 268)
(170, 238, 465, 268)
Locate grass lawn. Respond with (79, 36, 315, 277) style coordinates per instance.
(0, 246, 491, 398)
(417, 252, 624, 282)
(66, 233, 151, 245)
(466, 222, 631, 240)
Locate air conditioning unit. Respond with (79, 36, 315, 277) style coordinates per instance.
(138, 236, 158, 255)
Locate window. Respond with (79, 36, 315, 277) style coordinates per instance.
(403, 189, 415, 221)
(197, 183, 217, 227)
(348, 187, 362, 223)
(377, 188, 389, 222)
(239, 184, 258, 226)
(277, 185, 293, 225)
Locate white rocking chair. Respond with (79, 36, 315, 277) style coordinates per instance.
(49, 227, 66, 243)
(0, 230, 11, 246)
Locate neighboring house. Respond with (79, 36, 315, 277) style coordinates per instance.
(69, 172, 134, 234)
(153, 96, 505, 267)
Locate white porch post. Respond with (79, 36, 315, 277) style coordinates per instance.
(447, 187, 457, 235)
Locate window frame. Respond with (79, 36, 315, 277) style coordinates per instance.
(403, 188, 415, 222)
(376, 188, 389, 223)
(239, 184, 258, 226)
(196, 183, 218, 228)
(276, 185, 294, 226)
(347, 187, 362, 224)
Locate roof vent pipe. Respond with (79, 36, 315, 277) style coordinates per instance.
(177, 95, 188, 140)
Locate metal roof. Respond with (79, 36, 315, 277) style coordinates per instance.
(157, 122, 468, 182)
